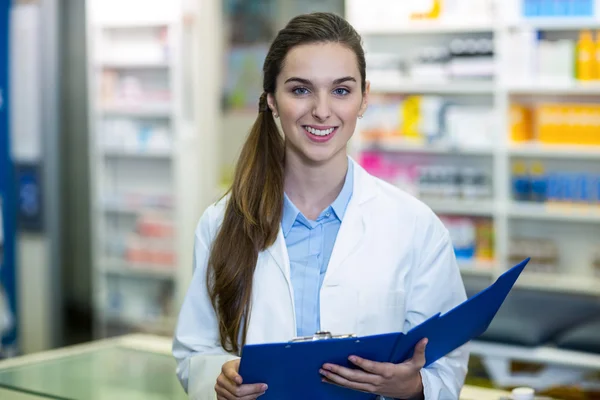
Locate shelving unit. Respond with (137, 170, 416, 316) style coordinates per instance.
(86, 0, 222, 339)
(347, 0, 600, 296)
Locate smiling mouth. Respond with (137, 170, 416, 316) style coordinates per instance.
(303, 126, 336, 137)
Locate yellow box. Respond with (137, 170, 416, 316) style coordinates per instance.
(509, 104, 533, 142)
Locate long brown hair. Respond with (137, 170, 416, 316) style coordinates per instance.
(207, 12, 367, 354)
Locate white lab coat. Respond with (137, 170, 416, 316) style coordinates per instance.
(173, 159, 469, 400)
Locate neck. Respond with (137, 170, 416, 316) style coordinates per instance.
(284, 149, 349, 221)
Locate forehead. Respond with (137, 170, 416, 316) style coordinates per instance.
(279, 42, 360, 84)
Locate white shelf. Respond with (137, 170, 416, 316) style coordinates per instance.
(513, 18, 600, 31)
(88, 0, 220, 340)
(509, 143, 600, 159)
(102, 203, 173, 215)
(370, 81, 495, 95)
(99, 60, 170, 69)
(361, 138, 494, 156)
(426, 199, 496, 216)
(507, 82, 600, 95)
(102, 148, 172, 159)
(359, 21, 494, 35)
(348, 6, 600, 298)
(515, 272, 600, 296)
(509, 202, 600, 223)
(100, 104, 172, 117)
(103, 259, 175, 279)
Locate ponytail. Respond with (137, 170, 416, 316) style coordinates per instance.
(206, 92, 285, 354)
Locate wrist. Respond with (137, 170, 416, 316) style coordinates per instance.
(404, 371, 424, 400)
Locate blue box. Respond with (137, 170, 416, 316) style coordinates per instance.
(540, 0, 553, 15)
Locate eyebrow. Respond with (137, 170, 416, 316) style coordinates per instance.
(284, 76, 357, 85)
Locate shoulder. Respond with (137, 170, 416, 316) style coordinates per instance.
(194, 194, 229, 243)
(360, 170, 450, 247)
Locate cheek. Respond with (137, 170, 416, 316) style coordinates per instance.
(278, 96, 310, 121)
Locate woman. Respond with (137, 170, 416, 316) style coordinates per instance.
(173, 12, 469, 400)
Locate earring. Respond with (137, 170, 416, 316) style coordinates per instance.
(358, 115, 363, 119)
(273, 113, 279, 118)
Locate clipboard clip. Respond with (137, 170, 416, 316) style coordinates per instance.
(289, 331, 357, 343)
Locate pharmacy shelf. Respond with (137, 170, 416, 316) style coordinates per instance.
(100, 104, 172, 118)
(99, 60, 170, 69)
(509, 202, 600, 223)
(103, 259, 175, 279)
(102, 148, 172, 159)
(369, 81, 495, 95)
(88, 0, 221, 340)
(515, 272, 600, 296)
(509, 143, 600, 159)
(347, 1, 600, 298)
(426, 199, 496, 217)
(361, 138, 494, 156)
(507, 82, 600, 95)
(513, 17, 600, 31)
(357, 21, 495, 35)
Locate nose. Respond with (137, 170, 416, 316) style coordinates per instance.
(312, 93, 331, 121)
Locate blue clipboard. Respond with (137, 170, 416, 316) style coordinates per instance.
(238, 258, 530, 400)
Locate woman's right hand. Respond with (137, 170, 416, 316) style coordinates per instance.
(215, 359, 268, 400)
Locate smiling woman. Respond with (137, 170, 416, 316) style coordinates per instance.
(173, 12, 469, 400)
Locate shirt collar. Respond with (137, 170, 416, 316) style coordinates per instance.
(281, 160, 354, 237)
(329, 160, 354, 221)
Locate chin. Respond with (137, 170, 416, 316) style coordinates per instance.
(299, 146, 345, 166)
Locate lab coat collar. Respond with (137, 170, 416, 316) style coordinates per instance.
(266, 157, 377, 286)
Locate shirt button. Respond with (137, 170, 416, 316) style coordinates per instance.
(325, 212, 331, 217)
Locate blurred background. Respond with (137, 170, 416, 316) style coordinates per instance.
(1, 0, 600, 399)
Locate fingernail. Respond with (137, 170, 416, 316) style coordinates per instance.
(424, 339, 429, 346)
(235, 377, 242, 385)
(349, 356, 357, 362)
(262, 384, 268, 391)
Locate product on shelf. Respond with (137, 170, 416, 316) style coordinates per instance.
(510, 102, 600, 146)
(103, 192, 174, 210)
(523, 0, 594, 18)
(440, 216, 495, 265)
(102, 118, 172, 153)
(361, 94, 496, 147)
(417, 165, 491, 200)
(506, 29, 600, 84)
(125, 234, 176, 267)
(510, 104, 533, 143)
(360, 151, 493, 201)
(512, 160, 600, 204)
(510, 237, 558, 274)
(100, 69, 171, 108)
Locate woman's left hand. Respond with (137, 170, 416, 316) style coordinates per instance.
(319, 338, 427, 399)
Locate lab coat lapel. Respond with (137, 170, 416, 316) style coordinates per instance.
(324, 160, 376, 283)
(266, 227, 292, 286)
(324, 200, 366, 282)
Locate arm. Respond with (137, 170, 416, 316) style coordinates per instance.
(172, 207, 239, 399)
(403, 220, 470, 399)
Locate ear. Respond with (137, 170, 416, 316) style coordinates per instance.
(359, 80, 370, 118)
(267, 92, 278, 116)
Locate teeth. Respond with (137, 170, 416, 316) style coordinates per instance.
(305, 126, 335, 136)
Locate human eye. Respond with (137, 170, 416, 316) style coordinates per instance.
(333, 87, 350, 96)
(292, 87, 310, 96)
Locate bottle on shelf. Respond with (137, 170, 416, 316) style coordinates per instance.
(576, 30, 595, 81)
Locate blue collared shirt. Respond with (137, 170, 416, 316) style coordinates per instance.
(281, 161, 354, 337)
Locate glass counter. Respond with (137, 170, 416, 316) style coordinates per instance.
(0, 335, 186, 400)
